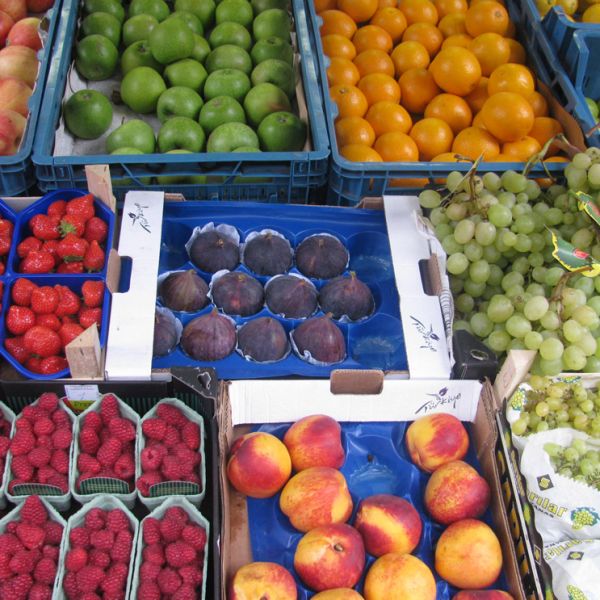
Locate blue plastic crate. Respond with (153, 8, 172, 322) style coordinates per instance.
(305, 0, 574, 206)
(0, 199, 16, 279)
(0, 0, 64, 196)
(32, 0, 329, 203)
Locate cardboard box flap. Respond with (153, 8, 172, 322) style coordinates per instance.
(492, 350, 536, 407)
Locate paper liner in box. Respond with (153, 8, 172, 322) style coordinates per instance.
(0, 401, 16, 510)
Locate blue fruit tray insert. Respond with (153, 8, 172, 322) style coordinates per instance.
(247, 422, 510, 599)
(153, 201, 407, 379)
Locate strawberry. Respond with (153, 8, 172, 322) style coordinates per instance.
(33, 557, 56, 585)
(83, 217, 107, 244)
(20, 250, 54, 274)
(81, 281, 104, 308)
(181, 525, 207, 551)
(165, 541, 195, 568)
(50, 450, 69, 474)
(31, 215, 60, 241)
(88, 549, 110, 569)
(57, 234, 88, 263)
(110, 529, 133, 564)
(41, 240, 60, 266)
(97, 438, 122, 467)
(6, 305, 35, 335)
(157, 567, 182, 595)
(30, 287, 59, 315)
(142, 518, 162, 545)
(54, 285, 81, 317)
(57, 261, 84, 274)
(78, 306, 102, 330)
(75, 565, 104, 593)
(47, 200, 67, 218)
(43, 521, 63, 546)
(0, 236, 10, 257)
(83, 411, 103, 432)
(15, 523, 45, 550)
(39, 356, 69, 375)
(33, 417, 55, 436)
(137, 581, 161, 600)
(67, 195, 95, 223)
(11, 278, 36, 306)
(0, 218, 13, 237)
(84, 508, 105, 531)
(23, 326, 61, 358)
(35, 313, 61, 331)
(108, 417, 136, 442)
(17, 236, 42, 258)
(89, 529, 114, 551)
(83, 241, 105, 272)
(142, 543, 165, 566)
(59, 214, 85, 238)
(4, 336, 29, 363)
(79, 429, 100, 455)
(181, 421, 200, 451)
(69, 527, 89, 548)
(38, 393, 59, 412)
(159, 517, 185, 542)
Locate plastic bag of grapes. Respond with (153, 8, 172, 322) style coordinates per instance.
(520, 428, 600, 543)
(544, 538, 600, 600)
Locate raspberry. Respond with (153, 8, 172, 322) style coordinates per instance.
(65, 547, 88, 572)
(29, 582, 52, 600)
(11, 455, 34, 481)
(181, 421, 200, 451)
(157, 567, 182, 595)
(114, 453, 135, 480)
(161, 455, 185, 481)
(173, 583, 196, 600)
(15, 419, 32, 431)
(43, 521, 64, 546)
(77, 453, 101, 476)
(42, 545, 59, 561)
(62, 571, 79, 599)
(83, 412, 102, 433)
(163, 425, 181, 448)
(79, 429, 100, 455)
(179, 565, 203, 586)
(36, 435, 53, 449)
(156, 403, 187, 427)
(142, 418, 166, 441)
(19, 496, 47, 526)
(110, 530, 133, 563)
(106, 509, 129, 532)
(99, 395, 120, 424)
(182, 525, 207, 551)
(137, 581, 161, 600)
(69, 526, 89, 548)
(50, 449, 69, 475)
(100, 563, 128, 595)
(142, 543, 165, 566)
(9, 549, 39, 574)
(84, 508, 105, 531)
(37, 465, 57, 485)
(140, 561, 161, 581)
(142, 518, 161, 545)
(11, 429, 35, 456)
(108, 417, 136, 442)
(33, 557, 56, 585)
(76, 565, 104, 593)
(6, 522, 17, 534)
(90, 529, 114, 551)
(0, 437, 10, 458)
(33, 418, 55, 437)
(173, 446, 198, 472)
(8, 479, 26, 494)
(51, 428, 72, 450)
(37, 393, 58, 412)
(159, 517, 184, 543)
(0, 533, 23, 554)
(164, 507, 189, 524)
(22, 406, 44, 422)
(140, 445, 166, 472)
(97, 438, 122, 467)
(136, 471, 162, 497)
(16, 523, 45, 550)
(4, 573, 33, 600)
(0, 552, 11, 580)
(46, 473, 68, 492)
(52, 411, 71, 429)
(88, 549, 110, 569)
(165, 541, 196, 568)
(80, 594, 101, 600)
(29, 447, 51, 468)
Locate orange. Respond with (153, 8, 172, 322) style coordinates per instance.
(353, 49, 395, 77)
(432, 151, 462, 160)
(322, 34, 357, 59)
(358, 73, 402, 105)
(529, 116, 564, 157)
(488, 63, 535, 98)
(464, 1, 509, 36)
(338, 0, 379, 22)
(424, 93, 472, 133)
(374, 131, 419, 160)
(451, 126, 500, 159)
(464, 76, 489, 112)
(340, 144, 383, 161)
(441, 33, 473, 48)
(528, 91, 548, 117)
(327, 57, 361, 86)
(410, 117, 454, 159)
(320, 10, 358, 38)
(366, 100, 413, 135)
(353, 25, 394, 53)
(330, 84, 369, 118)
(505, 17, 516, 38)
(429, 46, 482, 96)
(583, 4, 600, 22)
(489, 153, 518, 162)
(433, 0, 468, 17)
(370, 8, 408, 43)
(398, 0, 439, 25)
(402, 22, 444, 56)
(507, 38, 526, 64)
(472, 110, 487, 129)
(480, 91, 534, 142)
(502, 136, 542, 160)
(439, 12, 467, 36)
(536, 155, 568, 186)
(378, 0, 397, 7)
(391, 41, 430, 76)
(468, 33, 510, 76)
(315, 0, 337, 12)
(399, 67, 441, 113)
(335, 116, 376, 146)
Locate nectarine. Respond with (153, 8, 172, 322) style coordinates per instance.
(228, 562, 297, 600)
(7, 17, 42, 51)
(452, 591, 514, 599)
(0, 45, 39, 87)
(312, 590, 365, 599)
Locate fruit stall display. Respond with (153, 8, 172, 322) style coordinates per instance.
(0, 0, 62, 195)
(31, 0, 330, 202)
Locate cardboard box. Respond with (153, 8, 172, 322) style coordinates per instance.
(217, 376, 526, 599)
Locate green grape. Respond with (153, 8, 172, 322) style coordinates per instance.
(539, 357, 564, 375)
(544, 442, 562, 457)
(563, 319, 584, 343)
(529, 232, 546, 252)
(487, 294, 514, 323)
(470, 312, 493, 337)
(482, 285, 503, 300)
(508, 338, 526, 350)
(540, 337, 564, 361)
(543, 207, 564, 226)
(573, 276, 595, 299)
(580, 399, 594, 413)
(572, 438, 587, 454)
(500, 229, 517, 247)
(512, 256, 531, 275)
(572, 152, 592, 170)
(430, 207, 448, 226)
(450, 275, 464, 295)
(419, 189, 442, 208)
(576, 332, 597, 356)
(573, 413, 588, 430)
(571, 227, 595, 249)
(446, 170, 463, 191)
(528, 252, 544, 268)
(565, 447, 580, 461)
(502, 271, 524, 290)
(501, 170, 528, 193)
(483, 171, 501, 192)
(453, 320, 472, 333)
(446, 202, 468, 221)
(482, 245, 501, 264)
(524, 296, 549, 321)
(516, 192, 529, 204)
(498, 191, 516, 208)
(512, 204, 531, 219)
(514, 214, 535, 234)
(563, 212, 575, 225)
(463, 279, 486, 297)
(488, 329, 511, 352)
(547, 184, 567, 199)
(557, 409, 569, 422)
(514, 233, 532, 253)
(589, 162, 600, 188)
(563, 287, 587, 310)
(588, 296, 600, 315)
(464, 240, 484, 262)
(524, 331, 543, 350)
(505, 285, 525, 303)
(447, 253, 469, 275)
(580, 459, 595, 476)
(559, 467, 573, 478)
(488, 265, 504, 286)
(536, 421, 549, 432)
(525, 179, 541, 199)
(532, 266, 547, 283)
(596, 276, 600, 294)
(566, 166, 588, 189)
(454, 219, 476, 244)
(584, 356, 600, 373)
(469, 259, 490, 283)
(526, 283, 545, 297)
(540, 311, 561, 331)
(505, 314, 532, 339)
(435, 223, 453, 240)
(564, 345, 587, 371)
(573, 305, 600, 328)
(455, 293, 475, 313)
(529, 374, 545, 389)
(511, 418, 528, 435)
(488, 203, 513, 227)
(533, 201, 550, 214)
(475, 221, 496, 246)
(442, 234, 464, 255)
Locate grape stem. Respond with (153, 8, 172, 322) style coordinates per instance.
(441, 154, 483, 206)
(522, 134, 579, 180)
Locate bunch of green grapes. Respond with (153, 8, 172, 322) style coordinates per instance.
(511, 376, 600, 437)
(419, 148, 600, 375)
(544, 438, 600, 490)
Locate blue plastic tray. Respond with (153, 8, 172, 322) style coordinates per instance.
(32, 0, 329, 203)
(0, 199, 17, 279)
(305, 0, 574, 206)
(247, 422, 509, 599)
(0, 0, 64, 195)
(153, 201, 406, 379)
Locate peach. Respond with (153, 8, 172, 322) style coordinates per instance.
(0, 77, 32, 117)
(363, 553, 436, 600)
(405, 413, 469, 472)
(26, 0, 54, 12)
(425, 460, 490, 525)
(283, 414, 345, 471)
(312, 590, 364, 599)
(0, 0, 26, 23)
(7, 17, 42, 51)
(0, 108, 25, 155)
(279, 467, 353, 532)
(293, 524, 365, 591)
(0, 10, 14, 45)
(226, 432, 292, 499)
(435, 519, 503, 589)
(453, 592, 514, 599)
(0, 45, 39, 87)
(228, 562, 297, 600)
(354, 494, 422, 556)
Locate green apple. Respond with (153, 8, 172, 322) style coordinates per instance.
(106, 119, 156, 154)
(585, 97, 599, 121)
(215, 0, 253, 28)
(251, 37, 293, 66)
(251, 0, 287, 14)
(121, 40, 163, 75)
(207, 122, 258, 152)
(121, 66, 166, 113)
(167, 11, 204, 35)
(253, 8, 290, 41)
(203, 68, 251, 102)
(75, 34, 119, 81)
(251, 58, 295, 97)
(111, 147, 152, 186)
(199, 95, 246, 134)
(64, 90, 113, 140)
(191, 34, 211, 63)
(205, 45, 252, 74)
(164, 59, 208, 93)
(122, 14, 158, 47)
(84, 0, 125, 22)
(175, 0, 216, 28)
(158, 116, 206, 152)
(208, 21, 252, 51)
(150, 18, 195, 64)
(81, 12, 121, 48)
(258, 111, 306, 151)
(157, 150, 208, 185)
(128, 0, 170, 21)
(243, 82, 290, 127)
(157, 86, 204, 122)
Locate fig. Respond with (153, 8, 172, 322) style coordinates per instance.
(212, 272, 264, 316)
(243, 232, 293, 276)
(295, 234, 349, 279)
(153, 310, 179, 357)
(238, 317, 289, 362)
(181, 308, 236, 361)
(319, 272, 374, 321)
(265, 275, 318, 319)
(160, 270, 209, 312)
(292, 315, 346, 364)
(189, 229, 239, 273)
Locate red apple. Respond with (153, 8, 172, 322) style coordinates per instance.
(0, 0, 26, 22)
(0, 77, 32, 116)
(0, 10, 14, 45)
(0, 108, 26, 155)
(26, 0, 53, 12)
(8, 17, 42, 51)
(0, 45, 39, 87)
